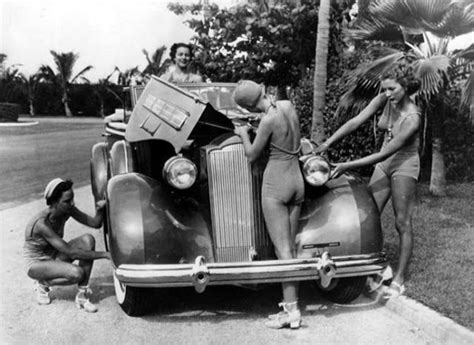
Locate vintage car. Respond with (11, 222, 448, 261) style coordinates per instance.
(90, 76, 388, 316)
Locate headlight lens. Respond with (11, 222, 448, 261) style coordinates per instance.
(163, 156, 197, 189)
(302, 156, 330, 186)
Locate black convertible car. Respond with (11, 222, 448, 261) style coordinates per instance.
(90, 76, 387, 316)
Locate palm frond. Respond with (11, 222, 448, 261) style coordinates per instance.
(368, 0, 474, 37)
(50, 50, 79, 85)
(38, 65, 57, 83)
(71, 65, 93, 83)
(461, 70, 474, 107)
(454, 44, 474, 61)
(422, 2, 474, 37)
(336, 52, 405, 118)
(347, 16, 404, 42)
(413, 54, 450, 96)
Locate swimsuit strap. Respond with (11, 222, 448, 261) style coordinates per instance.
(28, 214, 47, 237)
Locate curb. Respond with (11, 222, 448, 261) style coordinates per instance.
(0, 120, 39, 127)
(370, 286, 474, 345)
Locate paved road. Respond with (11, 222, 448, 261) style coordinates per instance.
(0, 117, 104, 210)
(0, 186, 436, 345)
(0, 117, 437, 344)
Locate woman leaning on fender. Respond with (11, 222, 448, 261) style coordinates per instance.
(316, 60, 422, 298)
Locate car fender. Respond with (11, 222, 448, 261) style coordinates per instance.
(110, 140, 134, 176)
(107, 173, 214, 267)
(90, 142, 109, 203)
(297, 175, 382, 258)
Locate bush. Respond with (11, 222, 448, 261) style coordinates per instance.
(293, 40, 383, 177)
(442, 88, 474, 181)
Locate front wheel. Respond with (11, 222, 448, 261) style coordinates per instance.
(113, 272, 154, 316)
(317, 276, 367, 304)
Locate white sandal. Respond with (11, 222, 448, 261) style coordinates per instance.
(367, 266, 393, 293)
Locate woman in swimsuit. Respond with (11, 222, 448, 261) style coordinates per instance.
(233, 80, 304, 329)
(316, 61, 421, 297)
(161, 43, 203, 83)
(23, 178, 110, 312)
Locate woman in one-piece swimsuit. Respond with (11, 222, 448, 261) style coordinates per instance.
(233, 80, 304, 329)
(316, 61, 421, 298)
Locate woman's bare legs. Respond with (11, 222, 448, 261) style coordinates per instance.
(369, 168, 416, 287)
(27, 234, 96, 286)
(369, 166, 391, 212)
(262, 197, 300, 305)
(390, 175, 416, 286)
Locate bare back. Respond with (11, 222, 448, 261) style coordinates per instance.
(267, 100, 301, 154)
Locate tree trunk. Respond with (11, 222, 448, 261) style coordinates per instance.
(310, 0, 330, 143)
(275, 85, 288, 100)
(429, 99, 446, 196)
(429, 137, 446, 196)
(64, 101, 73, 117)
(29, 99, 35, 117)
(63, 92, 73, 117)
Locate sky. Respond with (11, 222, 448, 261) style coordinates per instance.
(1, 0, 472, 82)
(0, 0, 233, 82)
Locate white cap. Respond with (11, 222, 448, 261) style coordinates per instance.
(44, 178, 64, 199)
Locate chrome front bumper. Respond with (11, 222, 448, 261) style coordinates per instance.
(115, 252, 387, 293)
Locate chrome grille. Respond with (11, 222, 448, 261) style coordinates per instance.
(207, 143, 273, 262)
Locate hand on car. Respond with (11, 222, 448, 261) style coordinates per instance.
(331, 162, 349, 179)
(314, 143, 329, 154)
(96, 200, 106, 210)
(234, 124, 252, 137)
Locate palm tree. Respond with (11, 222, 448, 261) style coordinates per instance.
(338, 0, 474, 195)
(0, 53, 7, 76)
(19, 73, 41, 116)
(142, 46, 170, 77)
(114, 66, 141, 87)
(310, 0, 331, 143)
(0, 63, 24, 103)
(40, 51, 93, 117)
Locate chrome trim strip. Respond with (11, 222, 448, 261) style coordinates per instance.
(105, 126, 126, 137)
(115, 254, 387, 288)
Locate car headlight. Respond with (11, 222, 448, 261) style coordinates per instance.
(302, 155, 331, 186)
(163, 156, 197, 189)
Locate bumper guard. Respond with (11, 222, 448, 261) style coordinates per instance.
(115, 252, 387, 293)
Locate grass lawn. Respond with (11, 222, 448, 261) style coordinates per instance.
(380, 182, 474, 330)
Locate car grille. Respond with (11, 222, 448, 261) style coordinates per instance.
(206, 143, 273, 262)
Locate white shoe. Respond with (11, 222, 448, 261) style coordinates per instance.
(75, 286, 98, 313)
(265, 302, 301, 329)
(34, 281, 51, 305)
(367, 266, 393, 293)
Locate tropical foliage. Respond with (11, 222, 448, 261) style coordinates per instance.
(142, 45, 171, 77)
(39, 51, 93, 117)
(167, 0, 346, 90)
(336, 0, 474, 195)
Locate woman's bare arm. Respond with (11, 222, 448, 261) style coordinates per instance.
(235, 116, 273, 163)
(317, 94, 387, 151)
(70, 201, 105, 229)
(332, 113, 420, 175)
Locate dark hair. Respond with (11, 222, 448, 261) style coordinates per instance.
(46, 179, 73, 206)
(381, 60, 420, 95)
(169, 43, 193, 62)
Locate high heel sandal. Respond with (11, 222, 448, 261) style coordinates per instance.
(367, 266, 393, 293)
(384, 281, 406, 298)
(265, 302, 301, 329)
(34, 280, 51, 305)
(75, 286, 98, 313)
